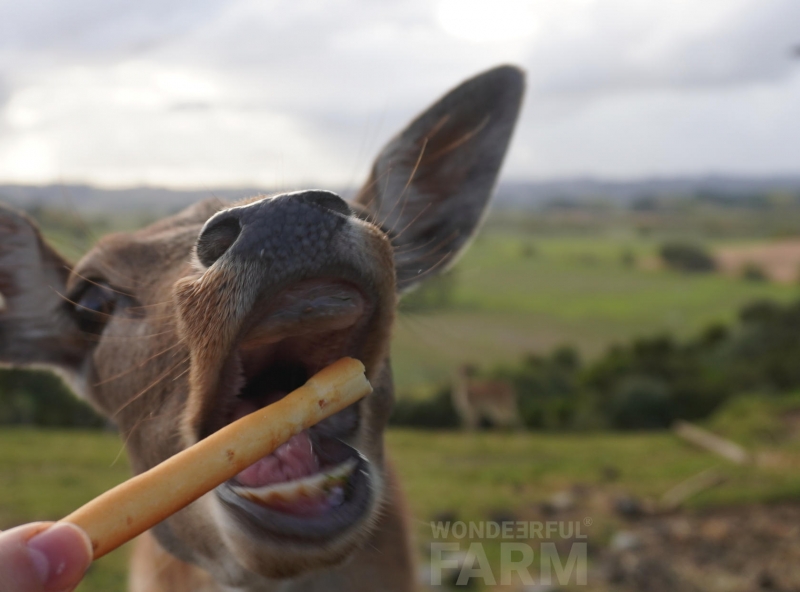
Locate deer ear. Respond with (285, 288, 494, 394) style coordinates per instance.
(354, 65, 524, 292)
(0, 203, 85, 371)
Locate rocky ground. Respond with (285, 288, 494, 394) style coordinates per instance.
(598, 503, 800, 592)
(423, 492, 800, 591)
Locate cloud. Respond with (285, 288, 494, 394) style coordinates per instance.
(0, 0, 226, 55)
(0, 0, 798, 186)
(521, 0, 800, 96)
(510, 70, 800, 179)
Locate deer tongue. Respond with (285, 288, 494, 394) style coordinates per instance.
(235, 431, 320, 488)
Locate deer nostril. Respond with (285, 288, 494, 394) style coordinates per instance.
(196, 215, 242, 267)
(293, 190, 352, 217)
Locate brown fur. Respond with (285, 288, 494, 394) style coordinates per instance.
(130, 532, 216, 592)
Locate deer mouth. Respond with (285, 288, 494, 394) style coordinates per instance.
(208, 279, 375, 541)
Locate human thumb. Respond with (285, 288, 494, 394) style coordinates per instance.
(0, 522, 93, 592)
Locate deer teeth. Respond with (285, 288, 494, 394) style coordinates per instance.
(231, 458, 357, 506)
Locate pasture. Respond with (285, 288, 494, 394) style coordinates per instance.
(3, 426, 800, 591)
(392, 231, 799, 390)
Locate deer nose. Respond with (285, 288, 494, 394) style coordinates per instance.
(196, 190, 351, 268)
(196, 214, 242, 268)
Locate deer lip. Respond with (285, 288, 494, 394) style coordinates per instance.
(216, 450, 372, 542)
(208, 279, 373, 522)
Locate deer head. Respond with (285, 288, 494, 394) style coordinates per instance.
(0, 66, 524, 589)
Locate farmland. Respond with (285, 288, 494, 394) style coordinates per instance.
(3, 421, 800, 591)
(392, 231, 799, 390)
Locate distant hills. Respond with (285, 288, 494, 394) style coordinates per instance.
(2, 175, 800, 214)
(0, 184, 271, 215)
(495, 175, 800, 209)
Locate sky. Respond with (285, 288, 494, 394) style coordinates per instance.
(0, 0, 798, 188)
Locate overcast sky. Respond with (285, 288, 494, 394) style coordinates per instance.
(0, 0, 798, 188)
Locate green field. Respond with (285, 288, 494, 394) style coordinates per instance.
(2, 426, 799, 591)
(0, 430, 132, 591)
(391, 232, 799, 390)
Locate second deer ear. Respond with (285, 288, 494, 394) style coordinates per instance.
(0, 204, 88, 373)
(354, 65, 525, 292)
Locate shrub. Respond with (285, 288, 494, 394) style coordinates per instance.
(728, 300, 800, 391)
(0, 369, 105, 428)
(608, 376, 673, 430)
(389, 386, 460, 428)
(659, 241, 716, 273)
(491, 347, 582, 430)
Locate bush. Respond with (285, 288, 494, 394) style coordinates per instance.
(0, 369, 105, 428)
(608, 376, 673, 430)
(500, 347, 582, 430)
(583, 333, 728, 422)
(727, 300, 800, 391)
(389, 386, 461, 428)
(659, 241, 716, 273)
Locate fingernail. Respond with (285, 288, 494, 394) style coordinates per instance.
(27, 523, 93, 591)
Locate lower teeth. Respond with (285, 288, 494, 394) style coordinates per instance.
(232, 458, 356, 508)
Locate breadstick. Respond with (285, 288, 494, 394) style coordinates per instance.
(60, 357, 371, 559)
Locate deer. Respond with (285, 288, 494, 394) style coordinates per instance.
(452, 364, 521, 430)
(0, 65, 524, 591)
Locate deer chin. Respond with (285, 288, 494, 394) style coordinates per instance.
(198, 279, 380, 567)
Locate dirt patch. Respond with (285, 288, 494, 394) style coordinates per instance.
(421, 487, 800, 591)
(716, 240, 800, 283)
(600, 504, 800, 592)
